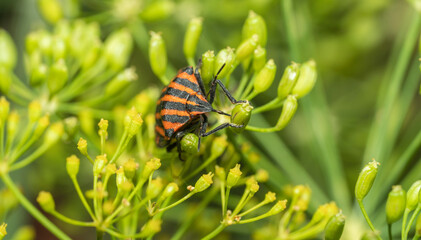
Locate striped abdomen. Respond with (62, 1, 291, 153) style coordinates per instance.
(155, 67, 212, 147)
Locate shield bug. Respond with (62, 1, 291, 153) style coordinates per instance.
(155, 64, 245, 159)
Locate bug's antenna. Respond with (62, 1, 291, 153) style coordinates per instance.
(214, 63, 226, 80)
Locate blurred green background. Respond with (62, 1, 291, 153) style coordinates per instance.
(1, 0, 420, 239)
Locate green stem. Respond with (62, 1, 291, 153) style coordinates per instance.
(403, 208, 411, 240)
(388, 224, 392, 240)
(288, 219, 328, 240)
(56, 103, 113, 119)
(405, 205, 421, 240)
(171, 187, 218, 240)
(252, 98, 283, 114)
(50, 210, 95, 227)
(0, 124, 4, 158)
(244, 90, 258, 101)
(238, 200, 269, 217)
(201, 224, 227, 240)
(223, 186, 230, 217)
(0, 173, 71, 240)
(9, 142, 51, 171)
(155, 191, 196, 215)
(241, 74, 257, 99)
(358, 200, 381, 239)
(110, 197, 149, 224)
(70, 176, 96, 221)
(231, 189, 250, 217)
(235, 72, 250, 99)
(184, 154, 218, 181)
(109, 128, 129, 164)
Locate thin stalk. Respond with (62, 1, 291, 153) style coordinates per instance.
(183, 154, 218, 181)
(109, 128, 129, 164)
(0, 124, 4, 158)
(223, 186, 230, 217)
(9, 142, 51, 171)
(50, 211, 96, 227)
(235, 72, 250, 99)
(70, 176, 96, 221)
(405, 205, 421, 240)
(154, 191, 196, 215)
(0, 173, 71, 240)
(171, 188, 218, 240)
(56, 103, 113, 119)
(238, 200, 269, 217)
(388, 224, 392, 240)
(201, 224, 227, 240)
(358, 200, 381, 239)
(252, 98, 283, 114)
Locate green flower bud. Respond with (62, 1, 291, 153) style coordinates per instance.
(93, 155, 107, 176)
(226, 164, 242, 188)
(295, 185, 311, 211)
(161, 182, 179, 200)
(180, 133, 199, 154)
(236, 34, 259, 62)
(77, 137, 88, 156)
(142, 158, 161, 179)
(324, 213, 346, 240)
(149, 32, 167, 78)
(66, 155, 80, 178)
(275, 95, 298, 130)
(36, 191, 55, 213)
(131, 89, 158, 115)
(30, 63, 48, 87)
(255, 169, 269, 183)
(116, 168, 133, 193)
(0, 67, 12, 94)
(201, 50, 215, 85)
(38, 0, 63, 24)
(291, 60, 317, 98)
(309, 202, 338, 225)
(211, 136, 228, 157)
(103, 200, 114, 216)
(104, 29, 133, 71)
(385, 185, 406, 224)
(44, 122, 63, 144)
(0, 97, 9, 126)
(63, 117, 78, 140)
(140, 1, 175, 22)
(252, 46, 266, 72)
(361, 231, 379, 240)
(125, 107, 144, 137)
(194, 172, 214, 192)
(51, 36, 67, 60)
(214, 47, 236, 79)
(141, 219, 162, 237)
(123, 158, 138, 180)
(264, 191, 277, 203)
(242, 11, 267, 46)
(278, 62, 300, 100)
(246, 177, 259, 196)
(47, 59, 68, 95)
(0, 29, 17, 70)
(33, 115, 50, 137)
(38, 30, 52, 57)
(146, 178, 164, 199)
(81, 39, 101, 70)
(28, 100, 42, 123)
(406, 180, 421, 211)
(7, 111, 19, 138)
(355, 159, 379, 201)
(215, 165, 226, 181)
(231, 101, 253, 133)
(105, 164, 117, 177)
(98, 118, 108, 138)
(0, 223, 6, 239)
(26, 31, 40, 55)
(253, 59, 276, 94)
(184, 17, 203, 61)
(105, 67, 137, 97)
(268, 199, 287, 215)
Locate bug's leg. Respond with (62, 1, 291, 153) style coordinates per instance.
(166, 142, 177, 152)
(175, 131, 187, 160)
(198, 115, 208, 150)
(207, 63, 226, 103)
(215, 79, 246, 104)
(202, 123, 243, 137)
(194, 65, 206, 95)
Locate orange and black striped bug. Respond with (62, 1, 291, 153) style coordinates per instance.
(155, 63, 245, 159)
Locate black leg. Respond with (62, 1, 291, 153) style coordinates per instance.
(198, 115, 208, 150)
(195, 66, 207, 96)
(175, 131, 187, 160)
(215, 79, 247, 104)
(201, 123, 243, 137)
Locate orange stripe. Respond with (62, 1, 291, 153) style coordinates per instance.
(190, 111, 205, 115)
(162, 121, 184, 131)
(177, 72, 198, 85)
(155, 113, 161, 119)
(155, 126, 165, 136)
(169, 82, 208, 102)
(160, 94, 198, 106)
(161, 109, 190, 117)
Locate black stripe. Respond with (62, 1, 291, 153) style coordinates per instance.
(173, 77, 201, 92)
(164, 128, 175, 137)
(156, 118, 163, 127)
(182, 66, 194, 75)
(161, 114, 190, 123)
(166, 88, 189, 99)
(161, 101, 186, 111)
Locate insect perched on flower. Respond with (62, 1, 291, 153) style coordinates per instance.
(155, 63, 245, 159)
